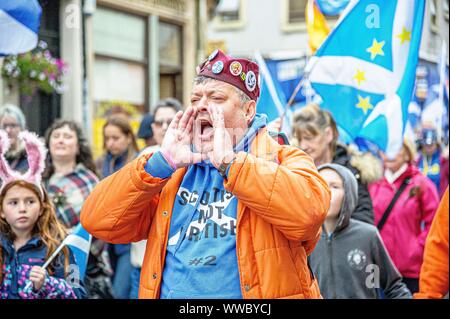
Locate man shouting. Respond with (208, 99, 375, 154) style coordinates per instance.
(81, 50, 330, 299)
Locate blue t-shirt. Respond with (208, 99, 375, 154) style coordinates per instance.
(161, 163, 241, 299)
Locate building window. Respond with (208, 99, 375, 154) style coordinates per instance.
(213, 0, 246, 30)
(430, 0, 439, 33)
(93, 58, 145, 112)
(159, 21, 183, 102)
(288, 0, 306, 24)
(217, 0, 240, 21)
(92, 6, 148, 157)
(282, 0, 307, 32)
(444, 0, 449, 21)
(93, 7, 146, 62)
(92, 6, 147, 113)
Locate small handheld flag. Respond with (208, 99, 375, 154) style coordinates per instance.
(24, 224, 92, 291)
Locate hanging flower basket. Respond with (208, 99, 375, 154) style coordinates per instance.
(1, 40, 67, 96)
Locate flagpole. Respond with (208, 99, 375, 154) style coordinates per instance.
(278, 61, 319, 132)
(23, 240, 67, 291)
(305, 55, 313, 106)
(277, 76, 304, 132)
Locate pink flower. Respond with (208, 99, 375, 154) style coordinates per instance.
(55, 59, 66, 72)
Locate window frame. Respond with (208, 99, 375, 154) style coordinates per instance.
(92, 5, 149, 113)
(281, 0, 307, 33)
(158, 19, 184, 102)
(213, 0, 247, 31)
(443, 0, 449, 22)
(429, 0, 439, 34)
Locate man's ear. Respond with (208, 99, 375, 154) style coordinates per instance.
(243, 100, 256, 125)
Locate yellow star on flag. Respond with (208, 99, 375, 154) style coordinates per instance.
(396, 27, 411, 44)
(366, 39, 385, 61)
(353, 69, 367, 86)
(356, 95, 373, 114)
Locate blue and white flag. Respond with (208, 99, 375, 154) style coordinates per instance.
(306, 0, 425, 158)
(255, 52, 293, 135)
(316, 0, 351, 16)
(0, 0, 42, 56)
(65, 223, 92, 280)
(24, 223, 92, 291)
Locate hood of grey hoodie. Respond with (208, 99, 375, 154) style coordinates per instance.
(318, 163, 358, 233)
(311, 164, 411, 299)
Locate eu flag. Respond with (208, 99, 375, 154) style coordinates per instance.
(307, 0, 425, 158)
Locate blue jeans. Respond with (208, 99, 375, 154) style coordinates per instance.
(130, 266, 141, 299)
(109, 244, 132, 299)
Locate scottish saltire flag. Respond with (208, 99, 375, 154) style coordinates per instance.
(306, 0, 425, 158)
(24, 223, 92, 291)
(0, 0, 42, 56)
(65, 223, 92, 280)
(255, 52, 293, 135)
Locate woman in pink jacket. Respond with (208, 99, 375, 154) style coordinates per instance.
(369, 139, 439, 294)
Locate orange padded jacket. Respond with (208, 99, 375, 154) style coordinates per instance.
(415, 187, 449, 299)
(81, 130, 330, 299)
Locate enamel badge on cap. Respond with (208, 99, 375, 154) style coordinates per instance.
(245, 71, 257, 92)
(229, 61, 243, 76)
(212, 61, 224, 74)
(208, 49, 219, 61)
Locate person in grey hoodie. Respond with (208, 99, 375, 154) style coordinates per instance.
(309, 163, 411, 299)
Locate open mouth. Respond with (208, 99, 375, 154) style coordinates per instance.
(198, 117, 214, 140)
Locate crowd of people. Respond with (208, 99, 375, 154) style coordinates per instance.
(0, 50, 448, 299)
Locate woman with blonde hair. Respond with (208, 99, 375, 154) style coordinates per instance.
(293, 104, 381, 224)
